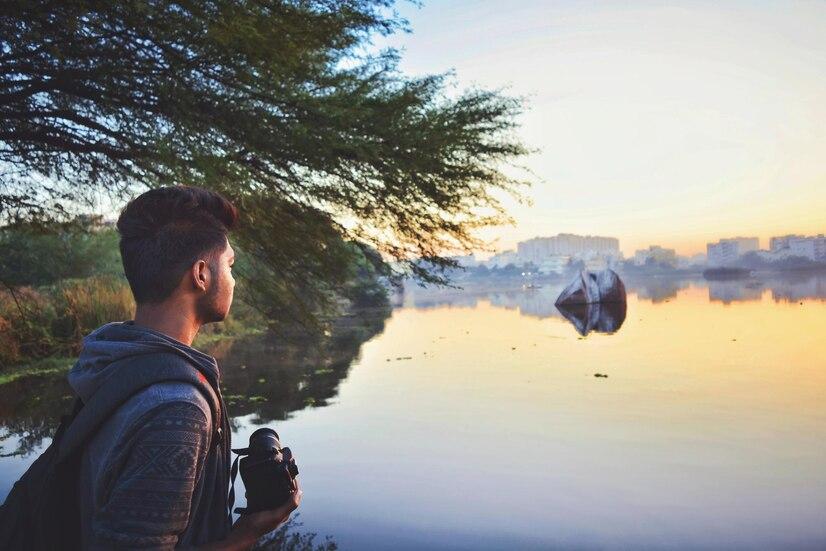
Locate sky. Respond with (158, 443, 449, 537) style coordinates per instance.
(379, 0, 826, 256)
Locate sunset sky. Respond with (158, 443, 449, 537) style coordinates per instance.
(381, 0, 826, 256)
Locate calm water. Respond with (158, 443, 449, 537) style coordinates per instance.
(2, 274, 826, 550)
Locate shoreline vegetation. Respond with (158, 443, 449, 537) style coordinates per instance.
(0, 320, 270, 387)
(0, 217, 392, 384)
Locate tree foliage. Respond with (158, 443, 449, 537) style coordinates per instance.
(0, 0, 530, 325)
(0, 215, 122, 288)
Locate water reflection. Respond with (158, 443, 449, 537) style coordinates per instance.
(0, 372, 72, 456)
(3, 274, 826, 550)
(705, 273, 826, 304)
(400, 273, 826, 313)
(626, 276, 695, 303)
(768, 273, 826, 302)
(253, 516, 337, 550)
(0, 307, 391, 457)
(708, 280, 763, 304)
(218, 309, 389, 426)
(555, 301, 627, 336)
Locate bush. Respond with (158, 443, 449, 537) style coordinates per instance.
(53, 275, 135, 349)
(0, 276, 136, 368)
(0, 286, 61, 367)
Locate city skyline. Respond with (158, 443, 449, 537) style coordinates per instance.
(473, 230, 825, 263)
(381, 0, 826, 257)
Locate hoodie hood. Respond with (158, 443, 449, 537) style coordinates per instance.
(68, 320, 220, 402)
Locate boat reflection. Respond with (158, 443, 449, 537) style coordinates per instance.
(555, 301, 627, 336)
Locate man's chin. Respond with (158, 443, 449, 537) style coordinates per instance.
(206, 312, 228, 324)
(198, 307, 229, 325)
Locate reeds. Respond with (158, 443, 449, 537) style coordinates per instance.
(0, 274, 265, 371)
(0, 275, 134, 368)
(57, 275, 136, 345)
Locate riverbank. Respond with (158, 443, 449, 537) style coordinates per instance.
(0, 320, 267, 387)
(0, 356, 75, 386)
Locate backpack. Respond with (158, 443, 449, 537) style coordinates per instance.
(0, 352, 225, 551)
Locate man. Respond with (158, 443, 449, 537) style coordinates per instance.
(69, 185, 301, 549)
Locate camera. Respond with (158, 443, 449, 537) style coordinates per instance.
(232, 428, 299, 514)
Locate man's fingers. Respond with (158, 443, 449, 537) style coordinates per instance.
(291, 488, 303, 509)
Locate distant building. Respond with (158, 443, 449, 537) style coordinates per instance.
(767, 234, 826, 262)
(754, 249, 796, 263)
(537, 256, 570, 275)
(770, 235, 804, 253)
(516, 233, 620, 263)
(787, 235, 826, 261)
(707, 237, 759, 267)
(633, 245, 677, 267)
(486, 250, 520, 268)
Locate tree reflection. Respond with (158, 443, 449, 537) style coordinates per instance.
(0, 307, 391, 456)
(218, 308, 390, 425)
(0, 371, 72, 456)
(252, 515, 337, 551)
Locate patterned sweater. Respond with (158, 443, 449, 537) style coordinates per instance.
(69, 320, 233, 549)
(78, 382, 221, 549)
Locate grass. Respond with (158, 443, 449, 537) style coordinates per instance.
(191, 322, 266, 349)
(0, 355, 76, 385)
(0, 321, 263, 387)
(0, 269, 272, 384)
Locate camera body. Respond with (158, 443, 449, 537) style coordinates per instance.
(233, 428, 299, 514)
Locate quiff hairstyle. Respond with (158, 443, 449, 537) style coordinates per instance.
(116, 185, 239, 304)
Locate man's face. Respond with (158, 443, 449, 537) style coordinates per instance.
(197, 239, 236, 324)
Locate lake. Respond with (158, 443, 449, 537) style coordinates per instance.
(2, 273, 826, 550)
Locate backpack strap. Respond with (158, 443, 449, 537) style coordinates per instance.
(57, 352, 223, 463)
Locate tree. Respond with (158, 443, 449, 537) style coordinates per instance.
(0, 0, 531, 326)
(0, 215, 122, 288)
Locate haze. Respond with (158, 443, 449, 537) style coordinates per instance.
(383, 0, 826, 256)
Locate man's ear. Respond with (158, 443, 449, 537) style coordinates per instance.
(192, 259, 209, 292)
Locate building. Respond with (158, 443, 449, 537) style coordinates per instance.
(516, 233, 620, 263)
(537, 256, 570, 275)
(485, 250, 520, 269)
(767, 234, 826, 262)
(770, 235, 804, 253)
(633, 245, 678, 267)
(707, 237, 759, 267)
(788, 235, 826, 262)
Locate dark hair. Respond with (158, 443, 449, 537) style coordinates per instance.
(116, 185, 239, 304)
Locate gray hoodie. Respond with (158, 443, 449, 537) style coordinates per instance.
(68, 320, 232, 549)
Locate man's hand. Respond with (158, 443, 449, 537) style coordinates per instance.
(233, 477, 303, 543)
(196, 478, 303, 551)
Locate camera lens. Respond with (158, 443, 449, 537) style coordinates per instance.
(248, 427, 280, 454)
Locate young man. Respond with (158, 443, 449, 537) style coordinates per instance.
(69, 185, 301, 549)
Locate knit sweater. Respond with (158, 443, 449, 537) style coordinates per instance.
(69, 321, 233, 549)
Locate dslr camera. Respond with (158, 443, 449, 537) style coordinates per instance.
(232, 427, 299, 514)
